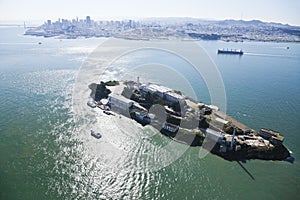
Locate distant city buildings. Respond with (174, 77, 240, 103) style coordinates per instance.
(86, 16, 91, 25)
(24, 16, 300, 42)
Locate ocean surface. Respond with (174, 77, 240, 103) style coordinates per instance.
(0, 27, 300, 199)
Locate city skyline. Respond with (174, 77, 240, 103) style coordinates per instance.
(24, 15, 300, 43)
(0, 0, 300, 26)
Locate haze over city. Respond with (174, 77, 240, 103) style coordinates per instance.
(0, 0, 299, 26)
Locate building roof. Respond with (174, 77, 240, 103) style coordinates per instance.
(148, 84, 171, 93)
(260, 128, 284, 141)
(214, 110, 250, 132)
(100, 99, 109, 105)
(215, 117, 229, 124)
(109, 93, 133, 104)
(165, 91, 185, 100)
(207, 105, 219, 111)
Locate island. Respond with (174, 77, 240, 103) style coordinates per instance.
(88, 79, 292, 161)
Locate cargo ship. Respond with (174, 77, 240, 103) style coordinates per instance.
(217, 48, 243, 55)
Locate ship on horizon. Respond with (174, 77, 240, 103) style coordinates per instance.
(217, 48, 244, 55)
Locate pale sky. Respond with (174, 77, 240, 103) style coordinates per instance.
(0, 0, 299, 25)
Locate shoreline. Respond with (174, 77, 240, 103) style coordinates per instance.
(24, 32, 300, 43)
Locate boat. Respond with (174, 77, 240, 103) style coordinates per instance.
(38, 42, 42, 45)
(217, 49, 243, 55)
(87, 100, 97, 108)
(91, 130, 102, 139)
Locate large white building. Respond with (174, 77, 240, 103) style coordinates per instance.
(164, 91, 185, 104)
(140, 83, 171, 98)
(140, 83, 185, 104)
(109, 93, 133, 111)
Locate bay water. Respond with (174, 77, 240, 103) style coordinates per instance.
(0, 27, 299, 199)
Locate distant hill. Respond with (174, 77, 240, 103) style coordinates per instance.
(145, 18, 300, 37)
(144, 17, 298, 27)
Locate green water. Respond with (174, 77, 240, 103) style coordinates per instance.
(0, 27, 300, 199)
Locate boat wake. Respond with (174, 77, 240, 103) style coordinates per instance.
(244, 52, 297, 59)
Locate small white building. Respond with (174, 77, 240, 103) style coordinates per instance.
(215, 117, 229, 125)
(211, 117, 229, 130)
(204, 128, 224, 143)
(207, 105, 219, 111)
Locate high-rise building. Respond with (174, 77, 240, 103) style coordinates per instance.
(86, 16, 91, 25)
(47, 20, 51, 26)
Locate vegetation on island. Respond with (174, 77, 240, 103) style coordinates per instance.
(105, 80, 119, 86)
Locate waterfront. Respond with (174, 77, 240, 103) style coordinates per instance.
(0, 27, 300, 199)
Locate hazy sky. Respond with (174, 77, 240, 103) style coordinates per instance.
(0, 0, 299, 25)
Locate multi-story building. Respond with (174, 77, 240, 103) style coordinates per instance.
(259, 128, 284, 146)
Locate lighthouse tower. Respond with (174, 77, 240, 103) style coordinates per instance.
(231, 127, 236, 151)
(137, 76, 140, 91)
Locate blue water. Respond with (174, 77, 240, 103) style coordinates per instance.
(0, 27, 300, 199)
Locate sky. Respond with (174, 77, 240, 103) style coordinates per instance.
(0, 0, 299, 25)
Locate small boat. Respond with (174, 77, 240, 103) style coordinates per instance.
(87, 100, 97, 108)
(38, 42, 42, 45)
(91, 130, 102, 139)
(217, 49, 243, 55)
